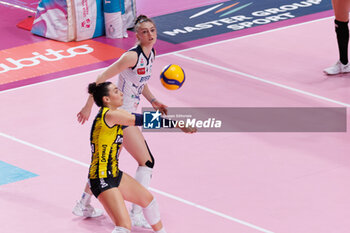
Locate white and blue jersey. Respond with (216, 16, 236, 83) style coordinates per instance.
(117, 45, 155, 112)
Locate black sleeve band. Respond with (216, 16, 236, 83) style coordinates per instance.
(132, 113, 176, 128)
(132, 113, 143, 126)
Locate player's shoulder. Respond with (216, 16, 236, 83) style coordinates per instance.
(107, 108, 130, 117)
(120, 49, 139, 66)
(123, 45, 141, 59)
(128, 45, 142, 54)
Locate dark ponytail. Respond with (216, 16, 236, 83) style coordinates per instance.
(88, 82, 112, 107)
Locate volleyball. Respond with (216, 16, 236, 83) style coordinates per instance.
(160, 64, 185, 90)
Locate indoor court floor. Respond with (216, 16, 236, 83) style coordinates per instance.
(1, 1, 350, 233)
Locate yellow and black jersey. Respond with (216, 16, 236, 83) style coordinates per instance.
(88, 107, 123, 179)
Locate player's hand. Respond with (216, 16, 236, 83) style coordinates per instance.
(77, 106, 91, 124)
(152, 99, 168, 115)
(179, 125, 197, 134)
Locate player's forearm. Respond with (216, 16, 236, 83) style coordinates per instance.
(85, 95, 94, 108)
(142, 84, 156, 103)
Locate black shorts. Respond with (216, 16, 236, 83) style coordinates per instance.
(89, 171, 123, 198)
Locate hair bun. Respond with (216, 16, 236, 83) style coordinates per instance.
(88, 82, 97, 94)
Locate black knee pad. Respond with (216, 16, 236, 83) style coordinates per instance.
(144, 140, 155, 168)
(335, 20, 349, 32)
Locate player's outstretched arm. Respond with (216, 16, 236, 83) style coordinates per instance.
(77, 52, 138, 124)
(77, 95, 94, 124)
(142, 84, 168, 115)
(96, 51, 137, 84)
(105, 108, 138, 127)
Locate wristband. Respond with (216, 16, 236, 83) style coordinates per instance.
(150, 98, 157, 104)
(132, 113, 144, 126)
(132, 113, 176, 128)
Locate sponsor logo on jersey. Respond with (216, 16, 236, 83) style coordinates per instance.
(0, 40, 125, 86)
(137, 67, 146, 75)
(152, 0, 331, 44)
(140, 75, 151, 83)
(115, 135, 123, 144)
(99, 178, 109, 188)
(100, 145, 108, 163)
(91, 143, 95, 153)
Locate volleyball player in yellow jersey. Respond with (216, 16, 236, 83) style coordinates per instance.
(86, 81, 195, 233)
(324, 0, 350, 75)
(73, 15, 167, 228)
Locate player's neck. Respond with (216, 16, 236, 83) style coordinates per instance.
(140, 44, 153, 58)
(106, 104, 117, 111)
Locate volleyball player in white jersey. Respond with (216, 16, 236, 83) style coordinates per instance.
(117, 39, 156, 113)
(73, 15, 166, 229)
